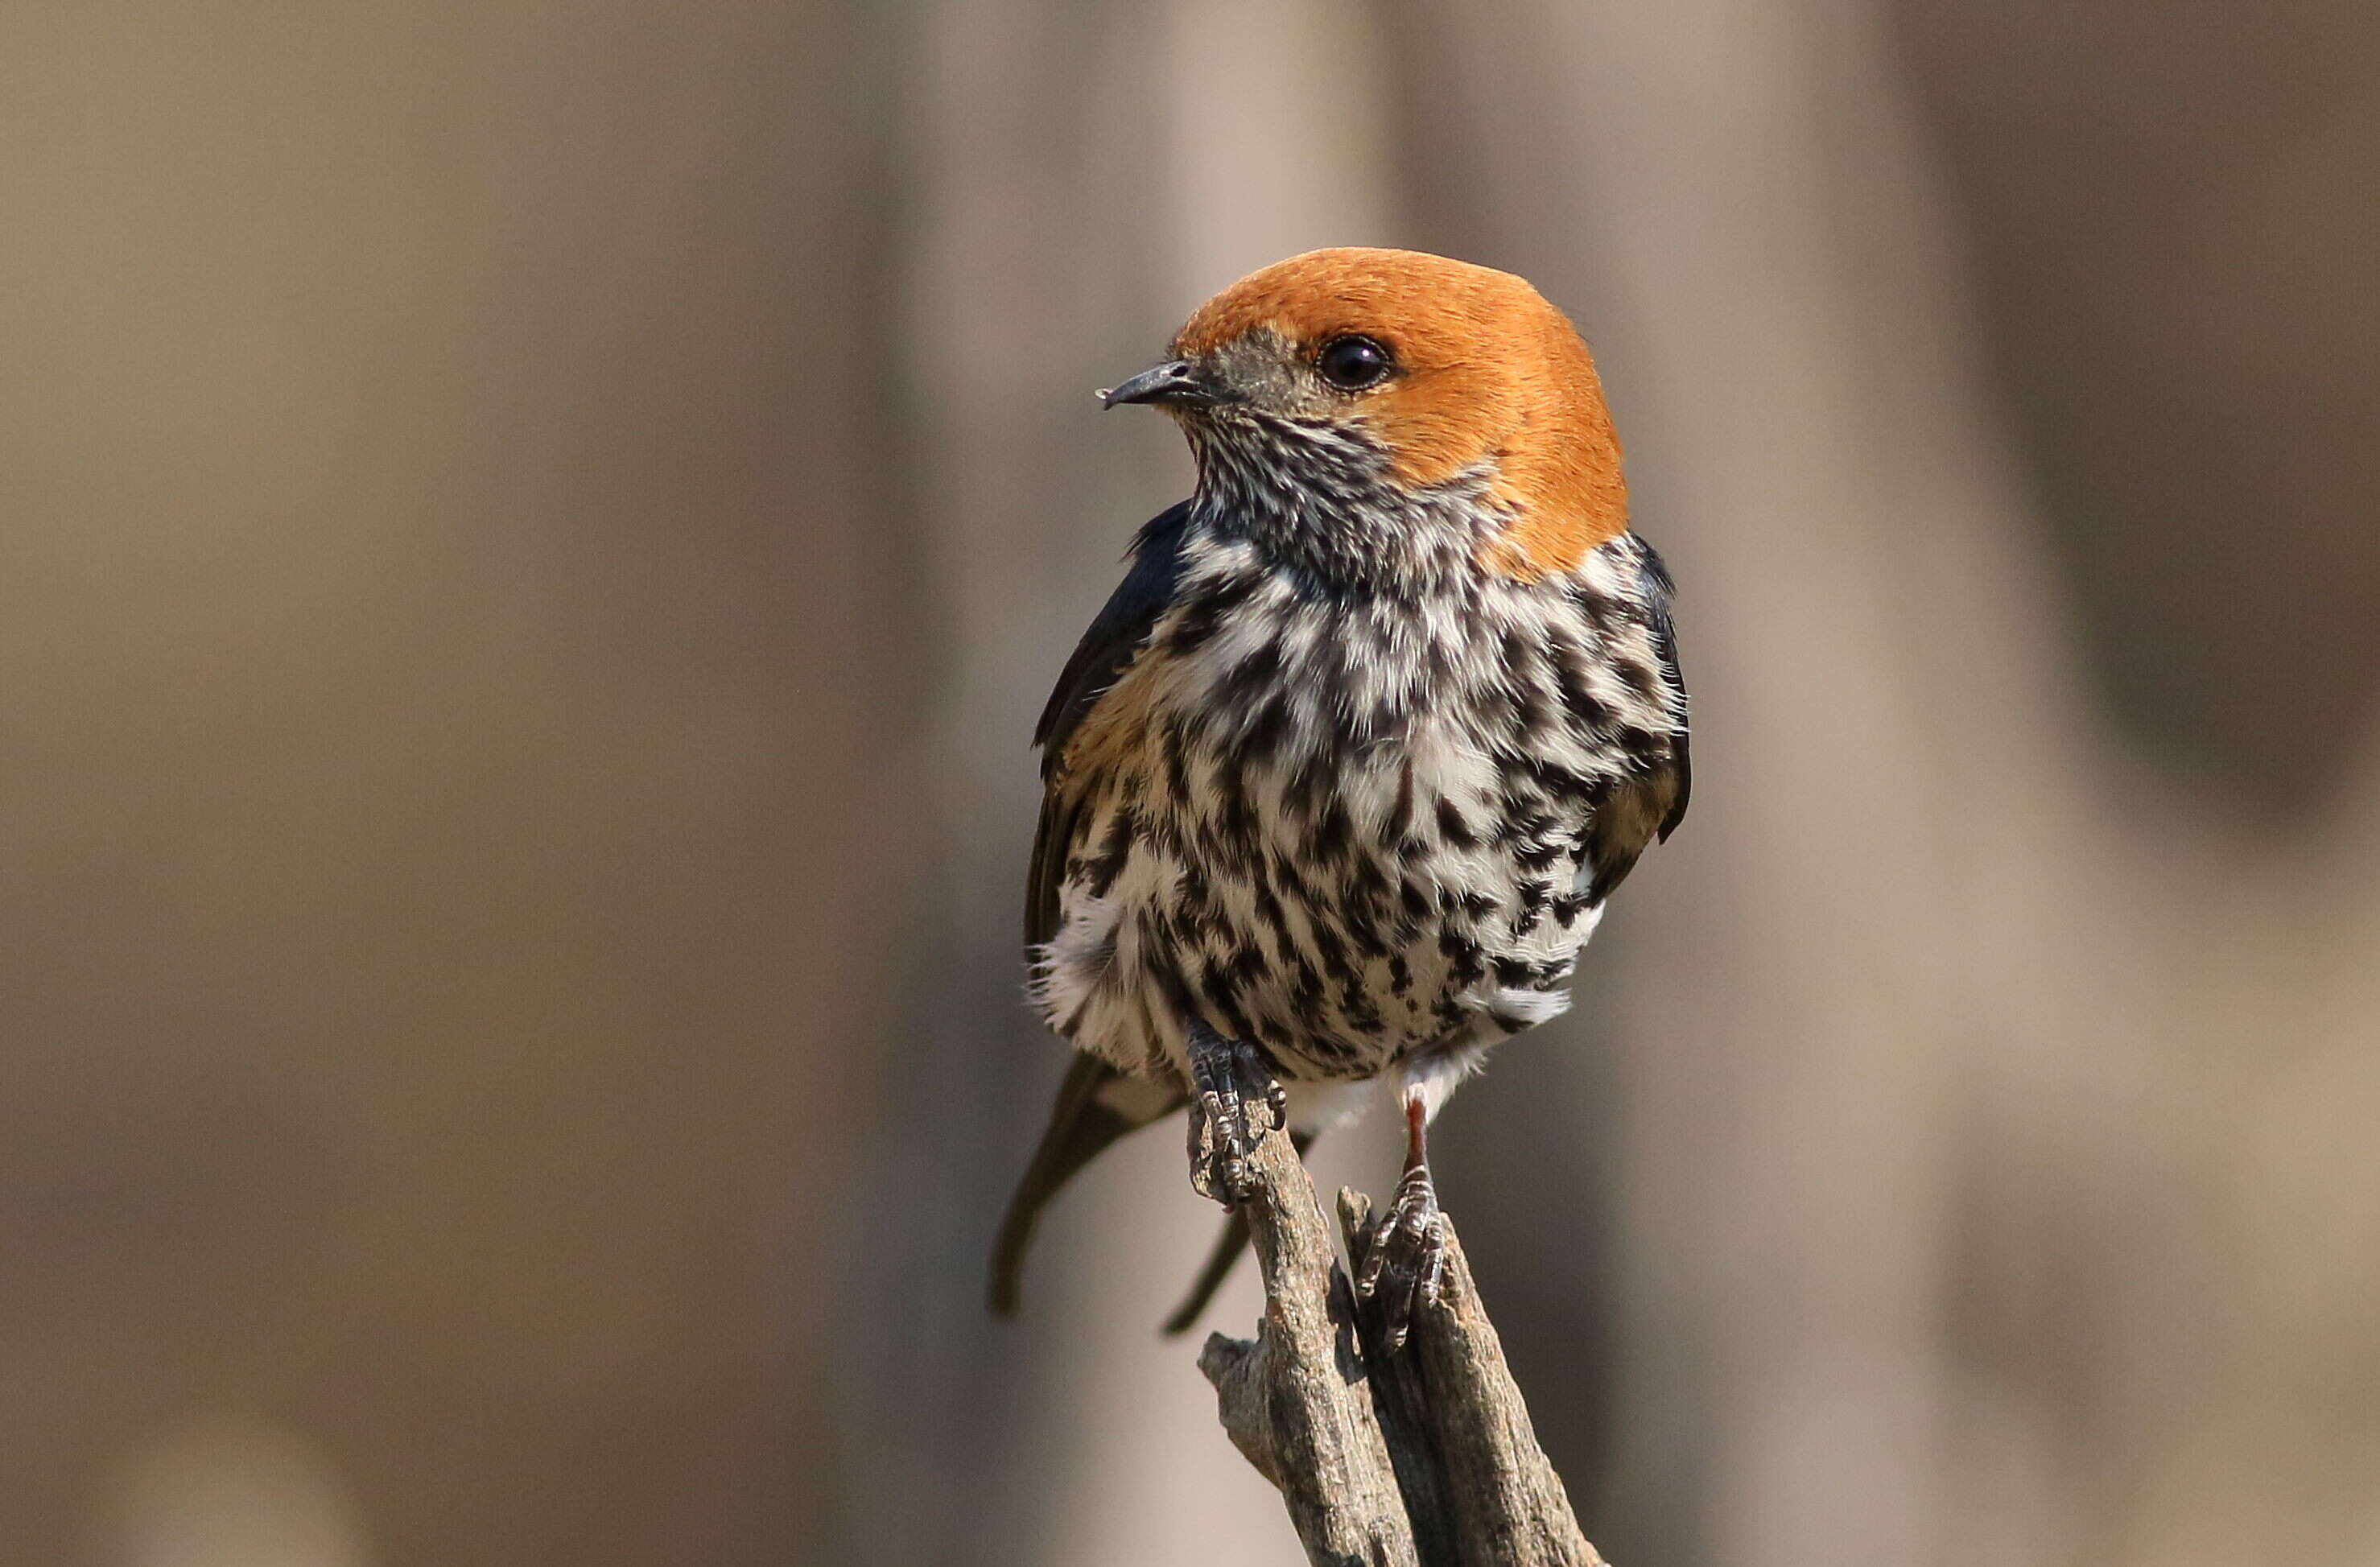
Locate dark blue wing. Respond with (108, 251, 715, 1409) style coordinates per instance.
(1032, 501, 1193, 766)
(995, 505, 1197, 1323)
(1025, 501, 1192, 949)
(1640, 538, 1691, 842)
(1577, 535, 1691, 902)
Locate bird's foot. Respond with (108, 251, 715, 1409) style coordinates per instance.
(1355, 1161, 1448, 1351)
(1185, 1023, 1285, 1207)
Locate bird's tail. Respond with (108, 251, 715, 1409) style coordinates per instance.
(988, 1052, 1322, 1334)
(988, 1052, 1182, 1316)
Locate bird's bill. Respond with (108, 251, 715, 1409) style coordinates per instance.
(1099, 357, 1221, 410)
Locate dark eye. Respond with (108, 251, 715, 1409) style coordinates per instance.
(1314, 334, 1394, 391)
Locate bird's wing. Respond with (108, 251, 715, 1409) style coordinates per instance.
(1643, 537, 1692, 842)
(1024, 500, 1193, 951)
(1578, 536, 1692, 902)
(994, 502, 1195, 1320)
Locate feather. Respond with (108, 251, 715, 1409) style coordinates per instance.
(988, 1052, 1182, 1317)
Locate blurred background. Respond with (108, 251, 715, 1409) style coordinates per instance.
(5, 2, 2378, 1564)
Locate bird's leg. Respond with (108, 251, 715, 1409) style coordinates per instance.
(1185, 1021, 1285, 1207)
(1355, 1083, 1448, 1351)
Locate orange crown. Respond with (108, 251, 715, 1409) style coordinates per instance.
(1175, 248, 1627, 579)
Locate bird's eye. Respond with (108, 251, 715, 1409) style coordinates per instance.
(1314, 335, 1395, 392)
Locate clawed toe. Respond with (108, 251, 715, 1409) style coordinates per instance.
(1355, 1170, 1447, 1351)
(1186, 1025, 1283, 1207)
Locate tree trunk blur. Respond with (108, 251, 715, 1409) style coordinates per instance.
(0, 3, 913, 1563)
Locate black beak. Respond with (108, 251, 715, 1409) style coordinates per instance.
(1099, 358, 1216, 410)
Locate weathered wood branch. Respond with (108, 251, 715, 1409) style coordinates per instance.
(1197, 1128, 1606, 1567)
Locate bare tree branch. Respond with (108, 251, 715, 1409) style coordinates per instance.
(1195, 1127, 1421, 1566)
(1198, 1128, 1606, 1567)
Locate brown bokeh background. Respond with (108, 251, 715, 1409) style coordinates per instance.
(4, 3, 2376, 1565)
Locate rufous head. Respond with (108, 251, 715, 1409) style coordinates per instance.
(1102, 248, 1627, 581)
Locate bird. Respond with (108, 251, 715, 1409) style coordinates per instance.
(987, 247, 1689, 1347)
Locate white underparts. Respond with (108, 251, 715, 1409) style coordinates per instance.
(1033, 503, 1679, 1122)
